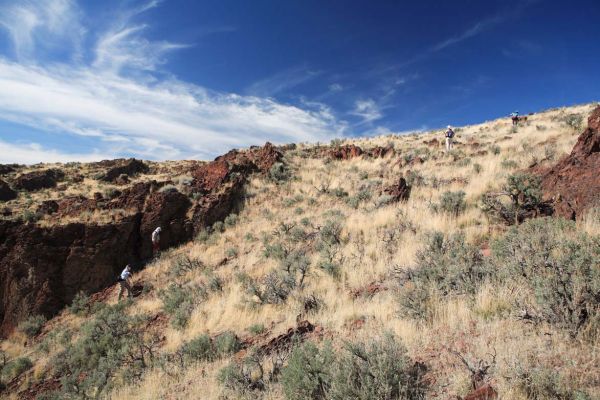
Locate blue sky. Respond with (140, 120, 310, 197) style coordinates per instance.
(0, 0, 599, 163)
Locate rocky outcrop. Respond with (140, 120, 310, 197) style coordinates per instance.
(367, 145, 396, 158)
(0, 143, 281, 336)
(382, 177, 411, 202)
(13, 169, 64, 191)
(328, 144, 364, 160)
(0, 164, 16, 175)
(0, 179, 16, 201)
(535, 106, 600, 219)
(99, 158, 149, 182)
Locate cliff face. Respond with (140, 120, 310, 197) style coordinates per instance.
(537, 106, 600, 219)
(0, 143, 281, 336)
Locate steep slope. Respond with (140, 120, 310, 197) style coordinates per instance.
(1, 103, 598, 400)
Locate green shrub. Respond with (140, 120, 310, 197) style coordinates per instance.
(481, 173, 542, 225)
(170, 255, 204, 277)
(159, 283, 206, 329)
(398, 232, 491, 320)
(438, 191, 466, 216)
(181, 334, 215, 362)
(281, 341, 334, 400)
(18, 314, 46, 338)
(214, 331, 241, 356)
(1, 357, 32, 382)
(500, 159, 518, 169)
(247, 324, 266, 335)
(492, 218, 600, 335)
(52, 303, 156, 398)
(563, 113, 583, 130)
(218, 362, 252, 392)
(226, 247, 239, 258)
(69, 291, 90, 316)
(224, 213, 239, 227)
(328, 335, 426, 400)
(514, 365, 590, 400)
(490, 145, 501, 155)
(281, 335, 427, 400)
(213, 221, 225, 233)
(473, 163, 482, 174)
(270, 162, 291, 183)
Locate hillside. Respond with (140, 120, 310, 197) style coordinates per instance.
(1, 103, 599, 400)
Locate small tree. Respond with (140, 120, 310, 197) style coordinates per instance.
(482, 173, 542, 225)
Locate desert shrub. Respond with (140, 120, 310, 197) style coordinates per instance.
(170, 255, 205, 277)
(213, 220, 225, 233)
(247, 324, 266, 335)
(473, 163, 482, 174)
(481, 173, 543, 225)
(281, 341, 334, 400)
(224, 213, 239, 227)
(218, 362, 254, 392)
(405, 170, 425, 187)
(491, 218, 600, 335)
(226, 247, 239, 258)
(1, 357, 32, 382)
(398, 232, 491, 320)
(196, 229, 210, 242)
(437, 191, 466, 216)
(457, 157, 472, 167)
(21, 210, 41, 223)
(490, 145, 501, 155)
(214, 331, 241, 356)
(563, 113, 584, 130)
(18, 314, 46, 338)
(375, 194, 396, 208)
(316, 220, 344, 279)
(270, 162, 291, 183)
(207, 274, 224, 292)
(500, 159, 518, 169)
(332, 187, 348, 198)
(69, 291, 91, 316)
(180, 334, 215, 362)
(159, 184, 178, 193)
(159, 283, 207, 329)
(52, 303, 158, 398)
(359, 171, 369, 180)
(328, 335, 427, 400)
(281, 335, 427, 400)
(102, 187, 120, 199)
(294, 207, 304, 215)
(514, 365, 590, 400)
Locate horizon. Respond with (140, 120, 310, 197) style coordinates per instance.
(0, 0, 599, 163)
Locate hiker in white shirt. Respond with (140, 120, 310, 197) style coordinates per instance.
(117, 264, 133, 300)
(152, 227, 162, 255)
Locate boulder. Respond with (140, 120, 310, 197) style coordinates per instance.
(367, 145, 396, 158)
(100, 158, 149, 182)
(328, 144, 363, 160)
(0, 164, 16, 175)
(463, 384, 498, 400)
(0, 179, 16, 201)
(535, 106, 600, 219)
(37, 200, 59, 215)
(382, 177, 411, 202)
(13, 169, 64, 191)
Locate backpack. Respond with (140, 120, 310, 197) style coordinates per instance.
(446, 129, 454, 138)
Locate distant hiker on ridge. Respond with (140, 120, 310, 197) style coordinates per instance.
(445, 125, 455, 151)
(117, 264, 133, 300)
(152, 226, 162, 256)
(511, 111, 520, 126)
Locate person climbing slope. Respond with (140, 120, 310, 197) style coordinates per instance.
(445, 125, 455, 151)
(152, 226, 162, 256)
(511, 111, 520, 126)
(117, 264, 133, 300)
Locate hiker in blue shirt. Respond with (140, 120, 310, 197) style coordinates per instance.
(445, 125, 455, 151)
(117, 264, 133, 300)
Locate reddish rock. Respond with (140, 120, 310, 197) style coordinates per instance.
(329, 144, 364, 160)
(535, 106, 600, 219)
(424, 138, 440, 147)
(463, 384, 498, 400)
(0, 179, 16, 201)
(0, 143, 280, 336)
(0, 164, 16, 175)
(368, 145, 396, 158)
(13, 169, 64, 191)
(383, 177, 411, 202)
(99, 158, 149, 182)
(36, 200, 59, 215)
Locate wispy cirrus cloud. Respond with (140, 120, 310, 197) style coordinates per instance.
(0, 0, 343, 163)
(246, 65, 322, 98)
(350, 99, 383, 124)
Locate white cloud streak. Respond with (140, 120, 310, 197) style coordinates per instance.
(350, 99, 383, 124)
(0, 1, 343, 163)
(0, 139, 113, 164)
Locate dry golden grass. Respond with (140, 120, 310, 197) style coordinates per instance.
(2, 103, 599, 399)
